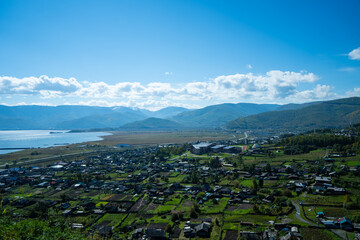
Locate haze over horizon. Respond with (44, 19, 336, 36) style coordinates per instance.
(1, 1, 360, 110)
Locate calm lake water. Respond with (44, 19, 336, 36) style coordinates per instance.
(0, 130, 111, 154)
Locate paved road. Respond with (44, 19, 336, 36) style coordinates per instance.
(292, 200, 348, 240)
(291, 201, 319, 226)
(292, 201, 349, 239)
(330, 229, 348, 240)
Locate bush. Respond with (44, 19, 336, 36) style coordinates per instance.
(282, 189, 292, 197)
(171, 213, 179, 222)
(344, 202, 358, 210)
(190, 208, 198, 218)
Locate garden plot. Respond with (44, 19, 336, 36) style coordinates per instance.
(144, 203, 159, 213)
(223, 230, 238, 240)
(225, 204, 253, 214)
(129, 196, 148, 212)
(94, 213, 127, 227)
(148, 223, 169, 231)
(106, 194, 127, 202)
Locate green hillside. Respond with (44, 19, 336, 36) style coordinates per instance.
(171, 103, 279, 128)
(227, 97, 360, 131)
(120, 117, 184, 130)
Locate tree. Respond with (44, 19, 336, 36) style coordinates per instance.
(259, 178, 264, 188)
(285, 167, 293, 174)
(191, 170, 199, 184)
(197, 192, 205, 201)
(60, 193, 70, 202)
(253, 204, 260, 213)
(252, 178, 258, 191)
(28, 202, 50, 218)
(190, 208, 198, 218)
(344, 194, 350, 203)
(264, 163, 271, 172)
(165, 224, 172, 234)
(194, 203, 200, 213)
(171, 213, 179, 222)
(210, 157, 221, 168)
(282, 189, 292, 198)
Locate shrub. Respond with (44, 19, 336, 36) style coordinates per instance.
(344, 202, 358, 210)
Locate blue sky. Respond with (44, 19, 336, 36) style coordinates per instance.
(0, 0, 359, 110)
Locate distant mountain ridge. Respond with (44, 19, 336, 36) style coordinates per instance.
(0, 98, 350, 131)
(227, 97, 360, 131)
(170, 103, 280, 128)
(0, 105, 188, 130)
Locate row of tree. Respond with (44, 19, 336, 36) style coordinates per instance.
(281, 133, 360, 155)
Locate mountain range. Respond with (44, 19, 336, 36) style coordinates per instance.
(0, 97, 359, 131)
(227, 97, 360, 131)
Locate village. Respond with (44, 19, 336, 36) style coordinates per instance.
(1, 132, 360, 240)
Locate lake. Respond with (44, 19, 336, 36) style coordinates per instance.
(0, 130, 112, 154)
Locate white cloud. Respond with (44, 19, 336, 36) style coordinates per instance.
(0, 101, 56, 106)
(287, 84, 336, 102)
(0, 75, 82, 95)
(246, 64, 253, 69)
(210, 70, 318, 100)
(164, 71, 173, 75)
(345, 87, 360, 97)
(349, 47, 360, 60)
(0, 70, 339, 109)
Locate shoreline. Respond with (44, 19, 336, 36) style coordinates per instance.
(0, 130, 112, 155)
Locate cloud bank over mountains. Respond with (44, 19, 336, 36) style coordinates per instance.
(0, 70, 358, 110)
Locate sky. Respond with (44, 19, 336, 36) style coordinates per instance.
(0, 0, 359, 110)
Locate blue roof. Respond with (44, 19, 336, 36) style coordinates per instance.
(322, 221, 334, 225)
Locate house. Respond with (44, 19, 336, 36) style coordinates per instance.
(334, 217, 353, 230)
(312, 182, 325, 192)
(220, 187, 231, 195)
(316, 212, 324, 218)
(223, 146, 241, 153)
(322, 217, 353, 230)
(184, 221, 211, 238)
(132, 228, 144, 239)
(94, 225, 113, 237)
(280, 232, 301, 240)
(82, 202, 96, 210)
(190, 143, 215, 154)
(211, 145, 225, 153)
(263, 195, 275, 203)
(93, 209, 106, 214)
(62, 209, 72, 216)
(263, 229, 278, 240)
(315, 176, 331, 183)
(59, 202, 70, 210)
(194, 222, 211, 237)
(183, 226, 195, 237)
(240, 231, 262, 240)
(326, 187, 346, 195)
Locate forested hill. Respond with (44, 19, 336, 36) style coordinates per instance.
(226, 97, 360, 131)
(120, 117, 184, 130)
(171, 103, 280, 128)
